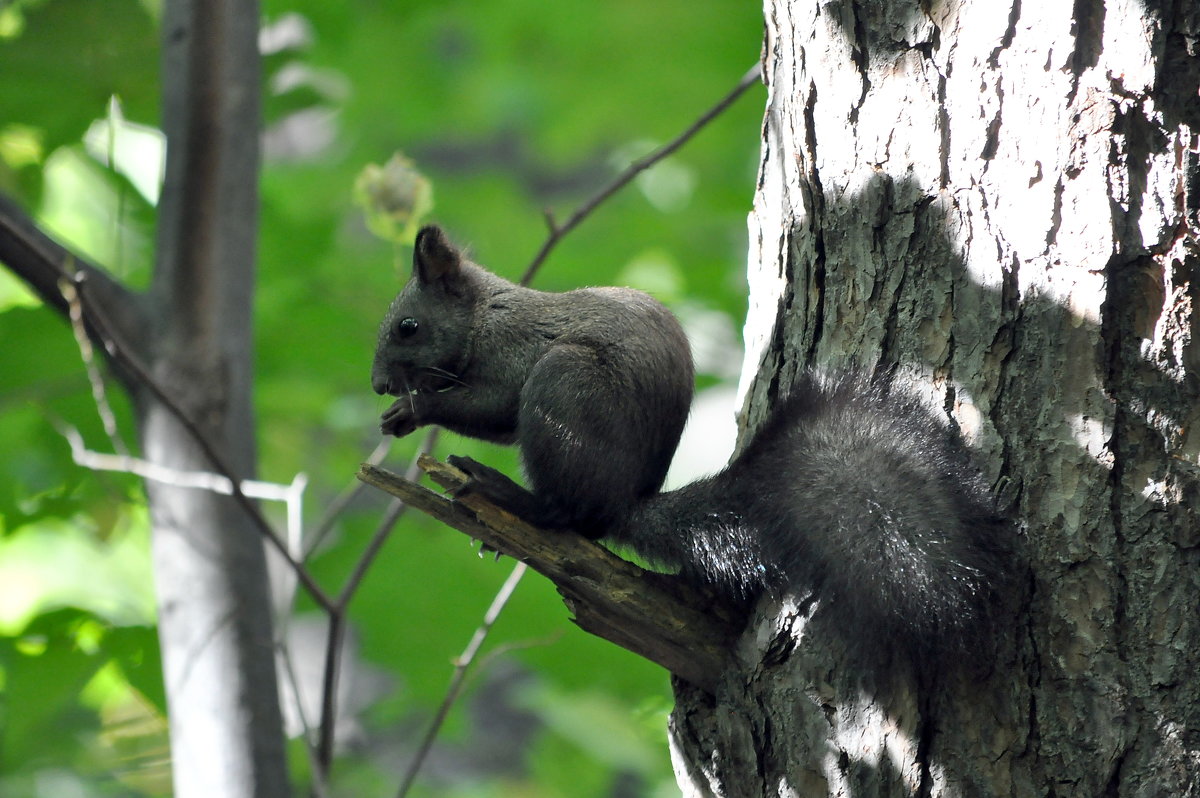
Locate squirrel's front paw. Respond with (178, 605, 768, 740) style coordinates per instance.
(380, 398, 418, 437)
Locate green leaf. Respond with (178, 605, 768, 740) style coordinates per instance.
(0, 609, 106, 771)
(104, 625, 165, 715)
(0, 0, 159, 153)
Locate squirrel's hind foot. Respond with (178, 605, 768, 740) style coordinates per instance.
(447, 455, 578, 531)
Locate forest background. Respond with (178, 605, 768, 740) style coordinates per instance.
(0, 0, 765, 795)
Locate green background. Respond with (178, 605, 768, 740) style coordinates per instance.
(0, 0, 764, 795)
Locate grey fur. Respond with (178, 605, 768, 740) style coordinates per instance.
(609, 371, 1015, 654)
(373, 227, 1016, 654)
(372, 226, 693, 534)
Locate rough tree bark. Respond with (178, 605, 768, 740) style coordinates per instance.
(667, 1, 1199, 796)
(0, 0, 290, 795)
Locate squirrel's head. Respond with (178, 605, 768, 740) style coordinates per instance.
(371, 225, 478, 396)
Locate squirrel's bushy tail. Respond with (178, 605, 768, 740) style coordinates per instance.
(611, 371, 1017, 655)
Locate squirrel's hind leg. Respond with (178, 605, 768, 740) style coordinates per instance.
(516, 344, 666, 538)
(446, 454, 579, 530)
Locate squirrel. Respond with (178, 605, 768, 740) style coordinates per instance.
(372, 225, 1016, 654)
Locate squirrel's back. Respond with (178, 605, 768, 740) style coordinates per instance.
(614, 371, 1015, 655)
(371, 225, 693, 535)
(373, 227, 1016, 657)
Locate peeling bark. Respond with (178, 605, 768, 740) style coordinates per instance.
(673, 0, 1200, 795)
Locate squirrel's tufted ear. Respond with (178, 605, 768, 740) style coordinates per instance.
(413, 225, 462, 284)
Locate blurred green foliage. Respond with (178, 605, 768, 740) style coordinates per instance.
(0, 0, 763, 795)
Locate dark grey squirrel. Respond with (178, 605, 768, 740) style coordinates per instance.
(372, 225, 1016, 653)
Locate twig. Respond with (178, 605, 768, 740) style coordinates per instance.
(336, 432, 438, 606)
(0, 192, 93, 315)
(60, 277, 130, 456)
(58, 421, 305, 510)
(314, 430, 439, 775)
(369, 63, 763, 790)
(315, 612, 347, 776)
(312, 493, 404, 772)
(303, 437, 393, 559)
(1, 214, 333, 610)
(520, 62, 762, 283)
(275, 640, 333, 798)
(70, 271, 335, 613)
(357, 457, 741, 692)
(395, 561, 528, 798)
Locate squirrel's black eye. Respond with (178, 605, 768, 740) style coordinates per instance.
(396, 317, 419, 338)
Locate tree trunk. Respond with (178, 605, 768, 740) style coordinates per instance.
(142, 0, 289, 795)
(667, 1, 1200, 795)
(0, 0, 295, 791)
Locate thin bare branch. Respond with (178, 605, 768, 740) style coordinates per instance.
(0, 193, 91, 315)
(0, 194, 330, 611)
(335, 432, 438, 609)
(396, 561, 528, 798)
(313, 429, 440, 775)
(356, 64, 763, 784)
(71, 271, 335, 613)
(58, 422, 298, 502)
(0, 193, 146, 363)
(358, 457, 742, 693)
(520, 63, 762, 283)
(61, 277, 131, 456)
(274, 639, 333, 798)
(315, 612, 347, 776)
(304, 437, 393, 559)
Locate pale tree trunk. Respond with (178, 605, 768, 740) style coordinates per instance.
(0, 1, 290, 794)
(142, 1, 289, 796)
(668, 1, 1200, 795)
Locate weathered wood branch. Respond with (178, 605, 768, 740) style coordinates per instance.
(357, 456, 743, 693)
(0, 192, 99, 311)
(0, 192, 146, 352)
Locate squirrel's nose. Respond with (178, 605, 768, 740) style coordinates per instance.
(371, 371, 390, 395)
